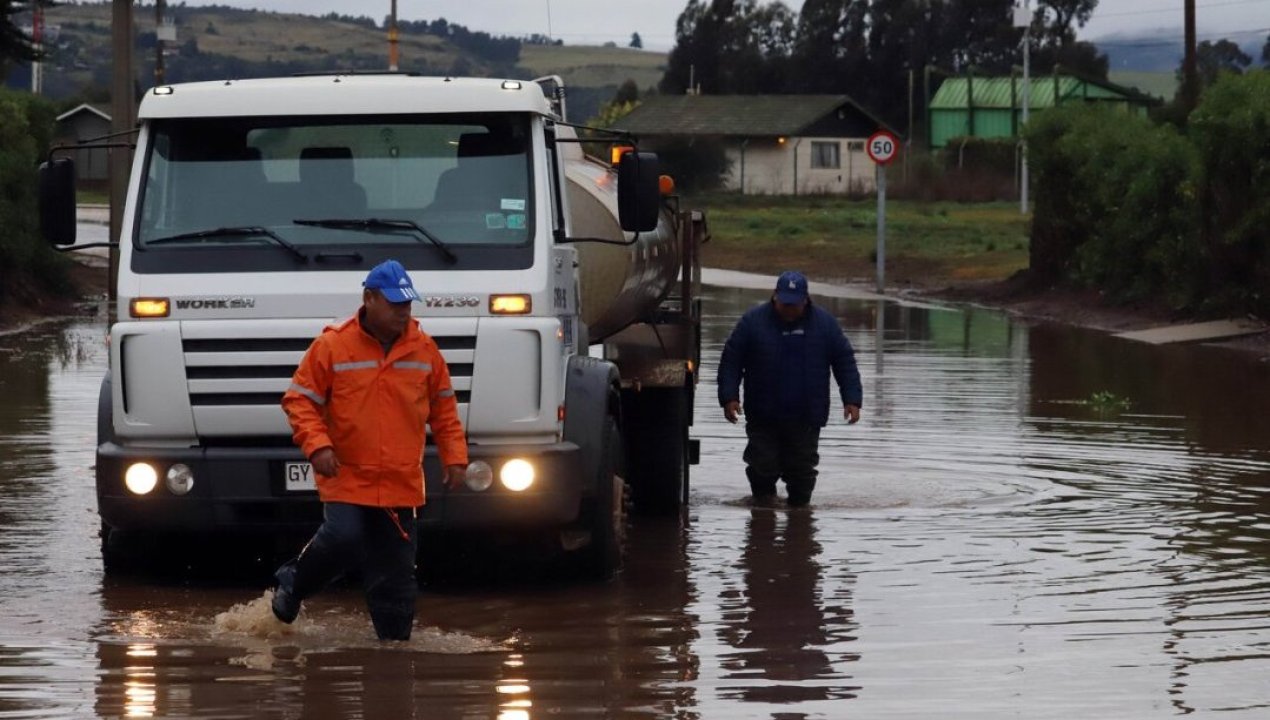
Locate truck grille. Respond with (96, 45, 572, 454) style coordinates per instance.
(183, 336, 475, 407)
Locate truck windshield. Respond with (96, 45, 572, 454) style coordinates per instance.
(135, 113, 534, 262)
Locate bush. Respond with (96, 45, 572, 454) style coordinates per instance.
(1025, 105, 1203, 307)
(1026, 78, 1270, 316)
(0, 89, 68, 306)
(1189, 72, 1270, 317)
(1024, 106, 1090, 286)
(1061, 109, 1201, 305)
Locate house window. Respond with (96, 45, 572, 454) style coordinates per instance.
(810, 141, 840, 169)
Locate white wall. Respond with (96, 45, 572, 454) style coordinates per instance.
(723, 137, 875, 195)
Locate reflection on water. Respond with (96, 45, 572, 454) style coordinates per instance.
(718, 509, 859, 706)
(0, 285, 1269, 718)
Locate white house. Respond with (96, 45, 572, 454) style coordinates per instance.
(613, 94, 894, 196)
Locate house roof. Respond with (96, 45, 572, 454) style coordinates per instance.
(612, 94, 892, 138)
(55, 103, 111, 123)
(930, 75, 1156, 110)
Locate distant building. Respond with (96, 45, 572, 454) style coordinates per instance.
(54, 104, 112, 184)
(928, 74, 1158, 149)
(613, 95, 894, 196)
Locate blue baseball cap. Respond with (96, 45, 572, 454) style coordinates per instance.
(363, 259, 420, 303)
(774, 270, 809, 304)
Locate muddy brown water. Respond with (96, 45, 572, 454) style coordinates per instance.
(1, 284, 1269, 719)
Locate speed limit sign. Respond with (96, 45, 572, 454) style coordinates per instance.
(867, 130, 899, 165)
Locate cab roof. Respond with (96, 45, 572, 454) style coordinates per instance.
(138, 75, 555, 119)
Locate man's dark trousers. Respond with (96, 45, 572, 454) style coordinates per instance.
(276, 502, 419, 640)
(743, 421, 822, 505)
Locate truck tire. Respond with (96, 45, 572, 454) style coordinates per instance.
(100, 523, 148, 575)
(624, 387, 689, 515)
(578, 417, 626, 579)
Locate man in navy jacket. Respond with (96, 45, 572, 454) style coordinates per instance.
(717, 271, 862, 507)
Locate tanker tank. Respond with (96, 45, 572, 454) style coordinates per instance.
(560, 143, 681, 343)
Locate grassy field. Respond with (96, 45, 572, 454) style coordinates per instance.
(689, 194, 1031, 289)
(1108, 71, 1177, 101)
(518, 44, 666, 90)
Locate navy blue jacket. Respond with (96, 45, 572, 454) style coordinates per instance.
(717, 301, 862, 427)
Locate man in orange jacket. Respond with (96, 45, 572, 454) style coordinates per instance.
(271, 259, 469, 641)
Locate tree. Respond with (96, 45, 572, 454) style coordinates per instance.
(613, 78, 639, 105)
(0, 0, 40, 77)
(660, 0, 797, 95)
(942, 0, 1018, 72)
(629, 32, 642, 49)
(1032, 0, 1106, 78)
(1190, 39, 1251, 88)
(1038, 0, 1096, 43)
(661, 0, 734, 94)
(1262, 34, 1268, 67)
(790, 0, 868, 93)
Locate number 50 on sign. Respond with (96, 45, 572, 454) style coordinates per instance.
(867, 131, 899, 165)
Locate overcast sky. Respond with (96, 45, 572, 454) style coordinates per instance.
(170, 0, 1270, 51)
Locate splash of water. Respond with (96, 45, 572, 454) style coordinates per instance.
(213, 591, 300, 640)
(212, 591, 507, 654)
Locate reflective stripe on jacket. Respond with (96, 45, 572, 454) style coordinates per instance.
(283, 312, 468, 507)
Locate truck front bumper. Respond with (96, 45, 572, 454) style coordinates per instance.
(96, 441, 584, 534)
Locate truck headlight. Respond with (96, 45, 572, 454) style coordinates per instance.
(166, 464, 194, 495)
(464, 461, 494, 491)
(125, 463, 158, 495)
(500, 459, 535, 491)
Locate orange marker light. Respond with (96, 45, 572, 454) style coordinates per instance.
(659, 174, 676, 196)
(490, 294, 532, 314)
(610, 145, 634, 166)
(130, 298, 170, 318)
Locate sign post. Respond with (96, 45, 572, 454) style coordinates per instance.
(867, 130, 899, 293)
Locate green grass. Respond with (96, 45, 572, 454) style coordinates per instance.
(77, 188, 109, 205)
(687, 193, 1031, 286)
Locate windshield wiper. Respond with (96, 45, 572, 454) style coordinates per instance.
(147, 226, 308, 262)
(293, 218, 457, 264)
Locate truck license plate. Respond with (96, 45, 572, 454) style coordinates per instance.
(285, 462, 316, 492)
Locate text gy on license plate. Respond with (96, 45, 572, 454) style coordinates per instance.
(285, 462, 316, 492)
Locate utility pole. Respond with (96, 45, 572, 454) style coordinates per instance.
(1181, 0, 1197, 114)
(906, 67, 914, 183)
(110, 0, 136, 301)
(388, 0, 398, 71)
(1015, 0, 1032, 215)
(31, 1, 42, 94)
(154, 0, 164, 85)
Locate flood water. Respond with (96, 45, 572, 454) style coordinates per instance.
(2, 282, 1269, 718)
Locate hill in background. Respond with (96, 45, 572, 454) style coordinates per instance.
(1096, 30, 1264, 73)
(16, 2, 667, 122)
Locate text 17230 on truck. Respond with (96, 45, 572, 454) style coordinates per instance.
(39, 74, 705, 577)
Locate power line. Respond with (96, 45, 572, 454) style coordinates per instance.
(1095, 0, 1270, 19)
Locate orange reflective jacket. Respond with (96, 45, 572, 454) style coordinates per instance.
(283, 312, 468, 507)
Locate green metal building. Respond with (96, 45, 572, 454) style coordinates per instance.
(928, 74, 1157, 149)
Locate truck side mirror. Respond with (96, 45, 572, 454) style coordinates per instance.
(39, 157, 78, 247)
(617, 151, 660, 233)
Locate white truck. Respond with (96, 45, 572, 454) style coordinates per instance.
(39, 74, 703, 577)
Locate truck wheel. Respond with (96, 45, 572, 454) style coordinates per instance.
(625, 388, 689, 516)
(579, 417, 626, 579)
(100, 522, 144, 575)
